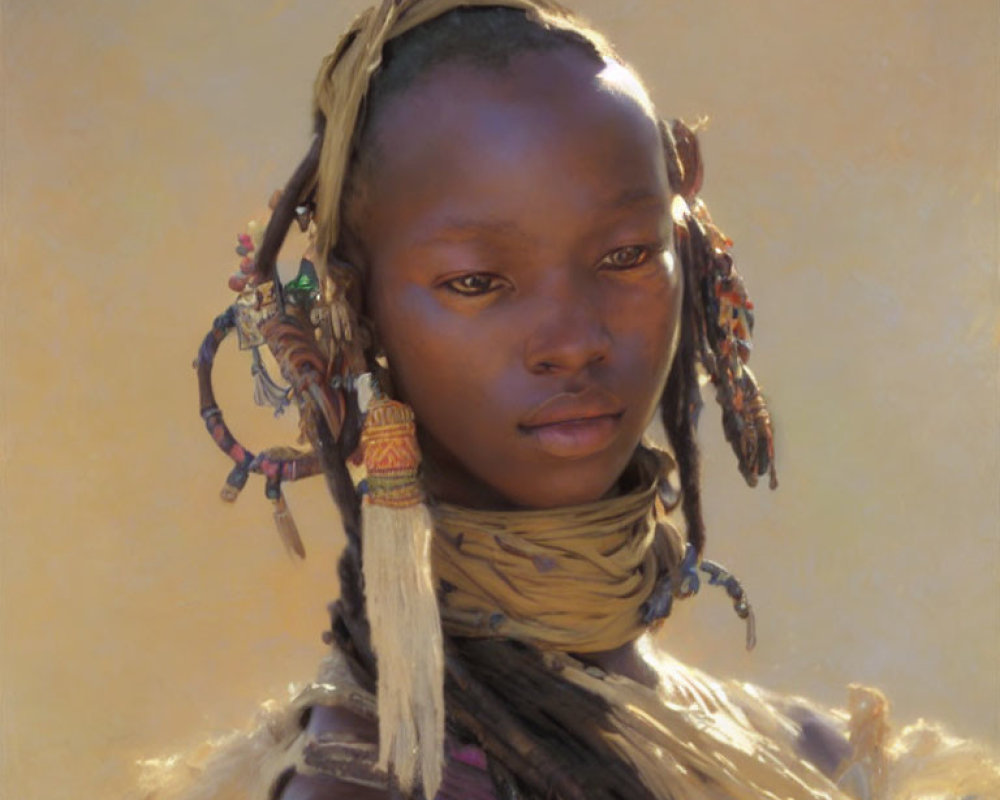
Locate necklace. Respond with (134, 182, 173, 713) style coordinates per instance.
(431, 446, 686, 652)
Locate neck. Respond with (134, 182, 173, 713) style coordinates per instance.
(420, 434, 648, 511)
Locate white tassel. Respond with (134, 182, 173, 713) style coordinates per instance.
(360, 397, 445, 798)
(362, 501, 444, 797)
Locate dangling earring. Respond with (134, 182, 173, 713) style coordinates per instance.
(685, 202, 777, 490)
(358, 379, 445, 799)
(663, 118, 777, 490)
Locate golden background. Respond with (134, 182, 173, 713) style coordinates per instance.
(2, 1, 997, 798)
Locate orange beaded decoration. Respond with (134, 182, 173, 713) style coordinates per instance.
(361, 398, 424, 509)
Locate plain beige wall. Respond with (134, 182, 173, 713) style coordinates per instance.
(2, 2, 997, 798)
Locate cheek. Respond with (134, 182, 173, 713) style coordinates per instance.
(649, 281, 682, 380)
(611, 266, 683, 399)
(367, 260, 684, 508)
(370, 280, 503, 425)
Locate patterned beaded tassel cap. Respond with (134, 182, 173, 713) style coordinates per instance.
(360, 396, 445, 798)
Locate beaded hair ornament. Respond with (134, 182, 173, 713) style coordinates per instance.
(195, 1, 777, 796)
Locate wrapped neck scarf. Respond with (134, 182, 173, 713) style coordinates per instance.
(432, 447, 685, 653)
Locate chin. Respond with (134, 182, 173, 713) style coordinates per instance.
(502, 460, 628, 510)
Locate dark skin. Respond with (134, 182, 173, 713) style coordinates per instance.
(284, 47, 677, 800)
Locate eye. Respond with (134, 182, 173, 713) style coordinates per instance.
(441, 273, 506, 296)
(599, 244, 655, 271)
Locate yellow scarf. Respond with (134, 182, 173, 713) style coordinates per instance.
(432, 447, 685, 653)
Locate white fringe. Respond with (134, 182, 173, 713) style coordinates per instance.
(362, 500, 445, 798)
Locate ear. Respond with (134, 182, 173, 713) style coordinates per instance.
(323, 251, 395, 412)
(326, 252, 366, 312)
(660, 118, 703, 201)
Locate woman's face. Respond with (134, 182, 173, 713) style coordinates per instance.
(358, 47, 681, 509)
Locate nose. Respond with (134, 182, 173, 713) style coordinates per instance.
(523, 276, 612, 375)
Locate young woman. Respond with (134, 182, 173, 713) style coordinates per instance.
(180, 2, 999, 799)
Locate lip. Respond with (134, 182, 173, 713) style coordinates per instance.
(519, 387, 625, 459)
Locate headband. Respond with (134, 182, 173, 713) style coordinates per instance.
(309, 0, 592, 264)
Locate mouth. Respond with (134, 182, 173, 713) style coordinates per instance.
(519, 388, 626, 459)
(520, 414, 624, 459)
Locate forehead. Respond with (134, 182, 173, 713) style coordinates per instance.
(360, 47, 667, 249)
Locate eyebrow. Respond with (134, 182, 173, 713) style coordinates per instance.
(412, 219, 528, 249)
(412, 187, 666, 249)
(606, 186, 666, 211)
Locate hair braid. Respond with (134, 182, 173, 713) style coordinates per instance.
(248, 130, 377, 675)
(657, 119, 707, 555)
(253, 134, 322, 285)
(659, 273, 706, 556)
